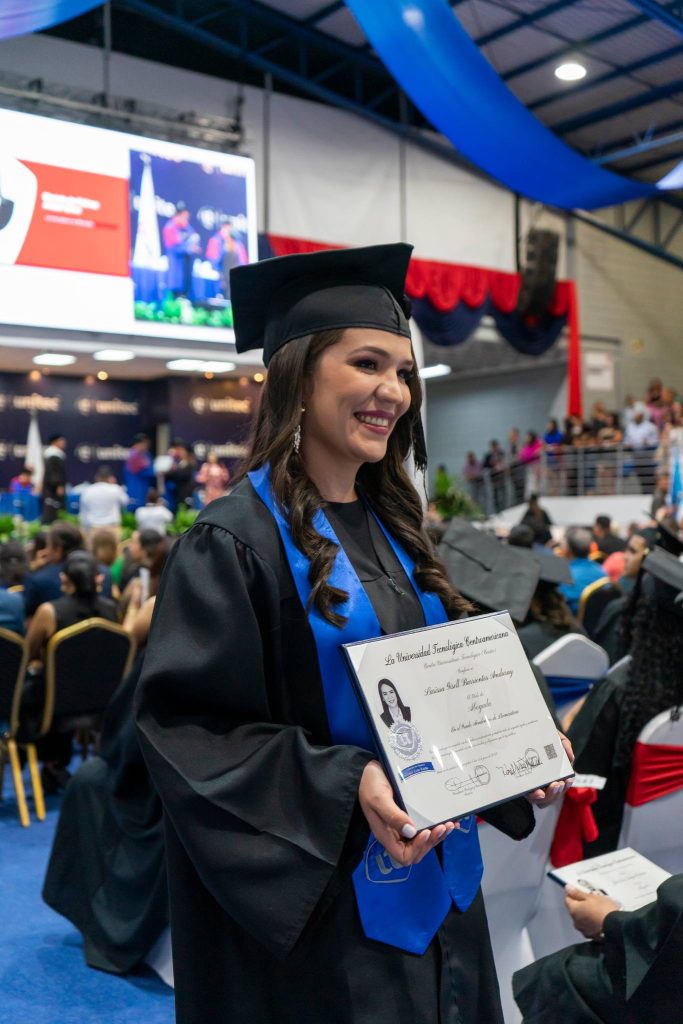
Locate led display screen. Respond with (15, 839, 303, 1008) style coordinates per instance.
(0, 107, 257, 343)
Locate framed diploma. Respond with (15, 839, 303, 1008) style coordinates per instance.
(342, 611, 574, 830)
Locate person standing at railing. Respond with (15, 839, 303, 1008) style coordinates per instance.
(482, 438, 506, 511)
(595, 412, 623, 492)
(519, 430, 542, 498)
(507, 426, 525, 505)
(461, 451, 484, 508)
(624, 406, 659, 494)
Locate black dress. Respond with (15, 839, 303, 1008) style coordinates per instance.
(135, 481, 536, 1024)
(566, 658, 631, 856)
(513, 874, 683, 1024)
(42, 656, 167, 974)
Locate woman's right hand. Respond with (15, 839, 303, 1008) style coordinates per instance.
(358, 760, 457, 866)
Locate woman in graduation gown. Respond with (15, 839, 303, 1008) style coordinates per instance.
(135, 243, 570, 1024)
(567, 546, 683, 857)
(513, 874, 683, 1023)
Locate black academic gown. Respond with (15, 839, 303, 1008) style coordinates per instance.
(513, 874, 683, 1024)
(42, 656, 167, 973)
(566, 659, 632, 857)
(135, 480, 536, 1024)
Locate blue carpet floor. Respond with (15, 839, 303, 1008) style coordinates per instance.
(0, 768, 175, 1024)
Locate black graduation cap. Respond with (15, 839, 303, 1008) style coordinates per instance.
(532, 551, 573, 586)
(654, 518, 683, 558)
(641, 546, 683, 615)
(230, 243, 413, 366)
(438, 519, 540, 623)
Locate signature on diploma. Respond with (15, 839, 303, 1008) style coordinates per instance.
(498, 748, 542, 778)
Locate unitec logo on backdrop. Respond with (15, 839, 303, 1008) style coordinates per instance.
(190, 395, 251, 415)
(76, 397, 139, 416)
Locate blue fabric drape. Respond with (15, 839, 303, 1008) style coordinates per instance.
(412, 296, 566, 356)
(0, 2, 102, 39)
(345, 0, 677, 211)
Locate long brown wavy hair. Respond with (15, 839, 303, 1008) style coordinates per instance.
(238, 329, 469, 626)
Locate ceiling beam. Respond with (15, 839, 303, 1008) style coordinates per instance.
(499, 1, 683, 82)
(529, 41, 683, 112)
(305, 2, 344, 26)
(114, 0, 476, 173)
(624, 145, 683, 173)
(552, 75, 683, 134)
(624, 0, 683, 36)
(571, 208, 683, 271)
(476, 0, 580, 47)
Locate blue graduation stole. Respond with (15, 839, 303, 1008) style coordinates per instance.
(249, 466, 483, 955)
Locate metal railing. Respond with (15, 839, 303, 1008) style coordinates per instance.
(465, 444, 663, 516)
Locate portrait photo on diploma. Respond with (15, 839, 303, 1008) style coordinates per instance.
(343, 611, 574, 830)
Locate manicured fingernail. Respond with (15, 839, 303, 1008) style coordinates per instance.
(401, 823, 417, 839)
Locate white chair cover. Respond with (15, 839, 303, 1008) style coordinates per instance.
(618, 706, 683, 876)
(533, 634, 609, 719)
(480, 803, 561, 1024)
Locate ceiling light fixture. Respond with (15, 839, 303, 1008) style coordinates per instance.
(33, 353, 76, 366)
(97, 370, 109, 381)
(166, 359, 204, 371)
(419, 364, 451, 379)
(200, 361, 236, 373)
(555, 61, 587, 82)
(93, 349, 136, 362)
(29, 369, 42, 381)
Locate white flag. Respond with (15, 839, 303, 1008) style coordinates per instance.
(25, 411, 44, 493)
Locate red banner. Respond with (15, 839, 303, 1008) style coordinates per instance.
(16, 160, 129, 277)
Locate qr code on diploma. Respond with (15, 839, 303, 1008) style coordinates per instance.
(544, 743, 558, 760)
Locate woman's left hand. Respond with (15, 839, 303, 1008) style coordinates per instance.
(526, 731, 575, 808)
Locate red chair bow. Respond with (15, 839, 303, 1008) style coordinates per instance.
(626, 741, 683, 807)
(550, 787, 599, 868)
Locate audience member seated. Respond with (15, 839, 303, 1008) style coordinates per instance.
(513, 874, 683, 1023)
(79, 465, 128, 540)
(520, 493, 553, 546)
(20, 550, 119, 791)
(42, 654, 167, 974)
(592, 515, 626, 556)
(111, 531, 142, 594)
(559, 527, 607, 614)
(517, 554, 586, 661)
(138, 529, 172, 597)
(23, 523, 85, 618)
(23, 523, 113, 618)
(566, 547, 683, 857)
(10, 465, 35, 497)
(0, 539, 29, 588)
(134, 488, 173, 535)
(29, 530, 49, 572)
(593, 528, 657, 663)
(0, 583, 25, 635)
(507, 523, 535, 549)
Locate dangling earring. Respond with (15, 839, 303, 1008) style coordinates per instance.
(293, 405, 305, 453)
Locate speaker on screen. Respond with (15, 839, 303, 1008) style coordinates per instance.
(516, 229, 559, 318)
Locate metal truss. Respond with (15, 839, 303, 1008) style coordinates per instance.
(92, 0, 683, 273)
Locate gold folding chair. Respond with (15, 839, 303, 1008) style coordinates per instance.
(577, 576, 610, 623)
(0, 627, 43, 827)
(42, 618, 136, 760)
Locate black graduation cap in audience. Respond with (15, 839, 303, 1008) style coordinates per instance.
(654, 518, 683, 558)
(532, 550, 573, 586)
(230, 243, 413, 366)
(641, 546, 683, 616)
(438, 519, 540, 623)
